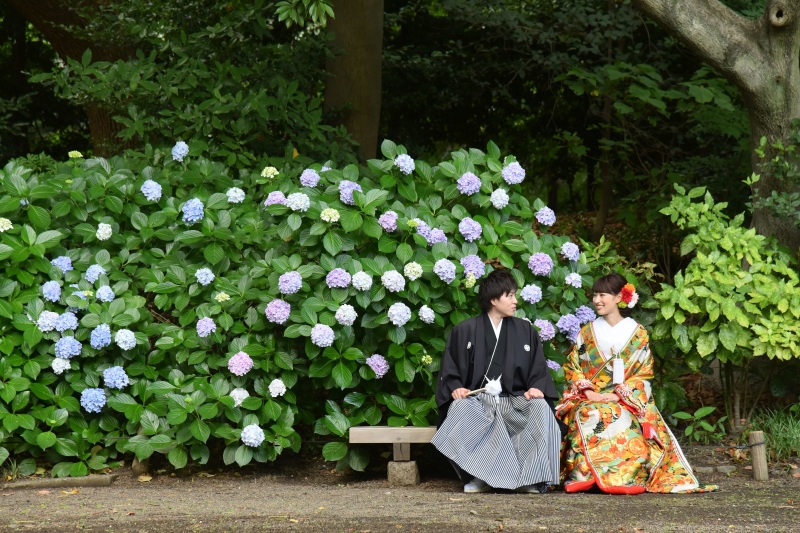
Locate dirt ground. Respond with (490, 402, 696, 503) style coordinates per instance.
(1, 444, 798, 533)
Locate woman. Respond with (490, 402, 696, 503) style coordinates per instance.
(433, 268, 562, 494)
(557, 273, 717, 494)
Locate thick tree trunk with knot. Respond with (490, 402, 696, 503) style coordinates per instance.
(632, 0, 800, 251)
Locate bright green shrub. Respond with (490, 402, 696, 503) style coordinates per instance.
(0, 140, 601, 475)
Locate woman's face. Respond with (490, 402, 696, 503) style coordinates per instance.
(592, 290, 622, 316)
(491, 291, 518, 318)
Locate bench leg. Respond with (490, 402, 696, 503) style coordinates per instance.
(388, 460, 420, 486)
(392, 442, 411, 461)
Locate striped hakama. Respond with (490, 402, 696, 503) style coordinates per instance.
(432, 393, 561, 490)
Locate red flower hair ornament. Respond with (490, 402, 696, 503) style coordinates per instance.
(619, 283, 639, 309)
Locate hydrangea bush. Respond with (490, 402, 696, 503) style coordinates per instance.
(0, 139, 605, 475)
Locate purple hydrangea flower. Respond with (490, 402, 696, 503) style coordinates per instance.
(103, 366, 129, 389)
(326, 268, 351, 289)
(96, 286, 115, 303)
(412, 219, 432, 241)
(535, 206, 556, 226)
(575, 305, 596, 324)
(387, 302, 412, 327)
(394, 154, 415, 175)
(90, 324, 112, 349)
(265, 299, 291, 324)
(534, 319, 556, 341)
(55, 312, 78, 333)
(42, 281, 61, 302)
(491, 188, 509, 209)
(366, 354, 390, 378)
(460, 255, 485, 278)
(310, 324, 335, 347)
(228, 351, 254, 376)
(457, 172, 481, 195)
(556, 314, 581, 340)
(264, 191, 287, 206)
(300, 169, 321, 187)
(520, 284, 543, 304)
(197, 317, 217, 337)
(172, 141, 189, 162)
(278, 271, 302, 294)
(80, 388, 106, 413)
(502, 162, 525, 185)
(141, 180, 163, 201)
(55, 336, 82, 359)
(561, 242, 580, 262)
(378, 211, 398, 232)
(339, 180, 362, 205)
(528, 253, 554, 276)
(546, 359, 561, 371)
(85, 264, 106, 283)
(458, 217, 482, 242)
(427, 228, 447, 245)
(37, 311, 59, 332)
(51, 256, 73, 272)
(565, 273, 582, 288)
(182, 198, 205, 224)
(434, 259, 456, 284)
(195, 268, 215, 286)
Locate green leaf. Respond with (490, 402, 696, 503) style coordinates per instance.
(27, 206, 51, 229)
(696, 332, 718, 357)
(322, 441, 348, 461)
(323, 232, 343, 256)
(168, 446, 188, 469)
(203, 243, 225, 265)
(190, 419, 211, 443)
(332, 362, 352, 389)
(235, 444, 254, 466)
(36, 431, 57, 450)
(340, 210, 363, 233)
(396, 243, 413, 263)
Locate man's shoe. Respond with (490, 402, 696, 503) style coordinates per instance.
(516, 482, 550, 494)
(464, 478, 491, 493)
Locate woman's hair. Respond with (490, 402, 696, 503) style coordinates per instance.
(592, 272, 631, 316)
(478, 268, 518, 313)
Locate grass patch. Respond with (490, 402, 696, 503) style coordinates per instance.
(749, 406, 800, 463)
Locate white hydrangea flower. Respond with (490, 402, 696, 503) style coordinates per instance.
(115, 329, 136, 350)
(96, 223, 112, 241)
(419, 305, 435, 324)
(226, 187, 245, 204)
(241, 424, 265, 447)
(230, 388, 250, 407)
(261, 166, 279, 178)
(320, 208, 340, 223)
(381, 270, 405, 293)
(352, 271, 373, 291)
(403, 262, 423, 281)
(51, 358, 71, 375)
(215, 292, 231, 303)
(268, 378, 287, 398)
(0, 218, 13, 232)
(285, 192, 310, 212)
(490, 188, 509, 209)
(335, 304, 358, 326)
(387, 302, 412, 327)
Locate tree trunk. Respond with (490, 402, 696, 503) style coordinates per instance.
(631, 0, 800, 251)
(7, 0, 133, 156)
(324, 0, 384, 160)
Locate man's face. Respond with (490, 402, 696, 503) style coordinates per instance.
(491, 291, 517, 318)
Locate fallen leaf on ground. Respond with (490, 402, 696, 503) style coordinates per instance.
(197, 472, 215, 477)
(35, 468, 46, 476)
(37, 490, 51, 495)
(448, 498, 464, 501)
(1, 492, 12, 496)
(318, 507, 325, 510)
(138, 475, 152, 482)
(61, 489, 79, 495)
(127, 512, 136, 516)
(289, 519, 299, 523)
(792, 472, 800, 479)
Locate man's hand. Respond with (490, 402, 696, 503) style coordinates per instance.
(524, 387, 544, 400)
(451, 387, 470, 400)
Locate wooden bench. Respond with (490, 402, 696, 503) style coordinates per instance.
(349, 426, 437, 485)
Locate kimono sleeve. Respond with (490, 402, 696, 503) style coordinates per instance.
(613, 327, 653, 419)
(435, 321, 470, 409)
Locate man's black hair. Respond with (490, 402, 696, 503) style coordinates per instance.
(478, 268, 518, 313)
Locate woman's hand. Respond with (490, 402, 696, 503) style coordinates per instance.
(524, 387, 544, 400)
(585, 390, 619, 402)
(451, 387, 470, 400)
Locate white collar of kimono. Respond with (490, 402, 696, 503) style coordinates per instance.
(592, 316, 637, 360)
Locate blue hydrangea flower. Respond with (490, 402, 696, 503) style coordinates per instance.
(85, 264, 106, 283)
(520, 284, 543, 304)
(546, 359, 561, 371)
(528, 253, 554, 276)
(55, 312, 78, 333)
(338, 180, 362, 205)
(394, 154, 415, 175)
(460, 255, 485, 278)
(182, 198, 205, 224)
(37, 311, 60, 332)
(502, 162, 526, 184)
(310, 324, 335, 347)
(196, 317, 216, 337)
(42, 281, 61, 302)
(115, 329, 136, 350)
(326, 268, 351, 289)
(378, 211, 398, 232)
(80, 388, 106, 413)
(90, 324, 112, 349)
(278, 271, 302, 294)
(427, 228, 447, 245)
(387, 302, 411, 327)
(535, 206, 556, 226)
(556, 314, 581, 341)
(241, 424, 265, 447)
(534, 319, 556, 341)
(141, 180, 162, 201)
(458, 217, 482, 242)
(51, 256, 73, 272)
(172, 141, 189, 162)
(457, 172, 481, 195)
(575, 305, 596, 324)
(195, 268, 215, 286)
(103, 366, 129, 389)
(561, 242, 580, 262)
(300, 169, 320, 187)
(55, 336, 82, 359)
(491, 188, 509, 209)
(434, 259, 456, 284)
(96, 285, 115, 302)
(565, 273, 582, 288)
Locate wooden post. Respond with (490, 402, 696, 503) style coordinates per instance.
(749, 430, 768, 481)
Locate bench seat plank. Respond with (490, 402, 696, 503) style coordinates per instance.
(349, 426, 437, 444)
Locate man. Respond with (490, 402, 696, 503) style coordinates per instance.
(432, 268, 562, 493)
